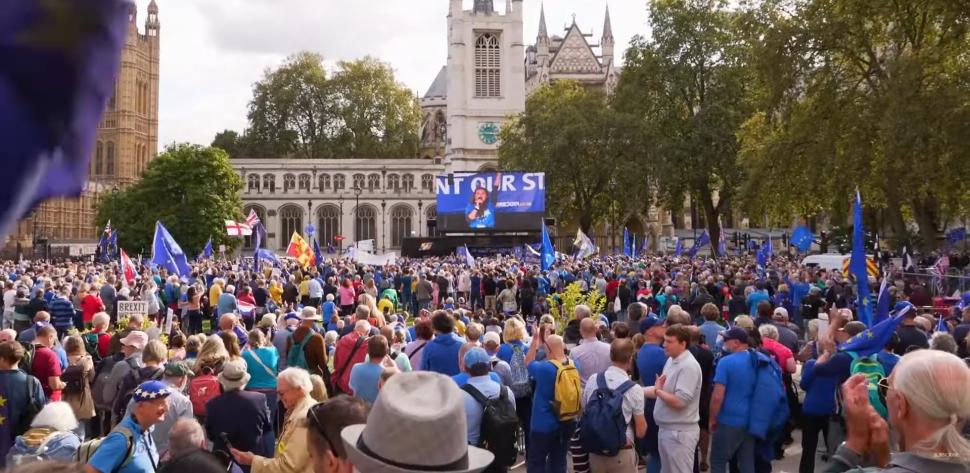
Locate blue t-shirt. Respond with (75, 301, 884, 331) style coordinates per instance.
(321, 301, 337, 322)
(527, 359, 564, 433)
(636, 343, 668, 387)
(88, 415, 159, 473)
(452, 372, 501, 387)
(712, 351, 756, 428)
(747, 291, 770, 315)
(349, 361, 385, 404)
(242, 347, 279, 390)
(464, 203, 495, 229)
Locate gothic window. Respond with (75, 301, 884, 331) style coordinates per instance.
(435, 110, 447, 141)
(387, 174, 400, 191)
(474, 33, 501, 97)
(367, 174, 380, 191)
(334, 174, 346, 191)
(94, 141, 103, 175)
(352, 174, 365, 191)
(248, 174, 260, 192)
(319, 174, 331, 190)
(390, 205, 414, 248)
(421, 174, 434, 191)
(263, 174, 276, 193)
(243, 205, 266, 249)
(317, 205, 340, 248)
(106, 142, 116, 175)
(279, 205, 303, 248)
(426, 205, 438, 237)
(355, 205, 377, 243)
(298, 174, 311, 191)
(284, 174, 296, 192)
(402, 174, 414, 191)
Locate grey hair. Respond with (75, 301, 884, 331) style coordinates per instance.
(892, 350, 970, 461)
(92, 312, 110, 329)
(758, 324, 780, 341)
(278, 367, 313, 393)
(929, 332, 958, 355)
(31, 401, 77, 432)
(355, 320, 372, 334)
(143, 340, 168, 364)
(128, 313, 145, 328)
(168, 418, 206, 456)
(324, 331, 339, 347)
(573, 304, 592, 320)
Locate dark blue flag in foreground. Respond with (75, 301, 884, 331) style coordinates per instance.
(151, 222, 191, 279)
(840, 301, 914, 357)
(873, 277, 891, 325)
(946, 227, 966, 244)
(541, 221, 555, 271)
(791, 226, 815, 252)
(851, 191, 873, 327)
(0, 0, 131, 241)
(689, 231, 710, 258)
(253, 222, 266, 271)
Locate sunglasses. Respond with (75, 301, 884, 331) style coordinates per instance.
(876, 377, 891, 399)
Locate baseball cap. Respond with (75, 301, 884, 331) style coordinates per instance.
(721, 327, 749, 344)
(463, 347, 491, 370)
(132, 380, 173, 403)
(639, 316, 663, 334)
(772, 307, 789, 319)
(164, 361, 195, 377)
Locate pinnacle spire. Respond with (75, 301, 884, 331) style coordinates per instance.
(538, 3, 548, 40)
(603, 3, 613, 40)
(473, 0, 494, 14)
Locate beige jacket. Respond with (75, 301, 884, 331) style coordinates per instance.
(252, 395, 315, 473)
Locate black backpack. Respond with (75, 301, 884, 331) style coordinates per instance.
(17, 342, 35, 375)
(462, 384, 518, 468)
(113, 366, 164, 422)
(82, 333, 103, 365)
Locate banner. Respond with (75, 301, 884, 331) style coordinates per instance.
(435, 172, 545, 231)
(117, 301, 148, 318)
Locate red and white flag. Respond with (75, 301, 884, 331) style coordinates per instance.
(245, 209, 261, 228)
(237, 300, 256, 318)
(120, 249, 137, 285)
(225, 220, 253, 236)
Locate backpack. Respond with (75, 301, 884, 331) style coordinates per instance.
(580, 372, 636, 456)
(18, 342, 35, 374)
(549, 359, 582, 423)
(17, 376, 44, 436)
(8, 429, 77, 466)
(92, 353, 124, 409)
(82, 332, 103, 364)
(189, 367, 222, 416)
(114, 366, 164, 422)
(76, 425, 136, 471)
(847, 351, 888, 419)
(508, 344, 532, 398)
(62, 362, 90, 396)
(287, 332, 312, 370)
(462, 384, 519, 468)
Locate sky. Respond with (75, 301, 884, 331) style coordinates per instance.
(134, 0, 649, 148)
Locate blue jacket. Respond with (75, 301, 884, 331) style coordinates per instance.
(747, 350, 789, 440)
(799, 359, 839, 416)
(420, 333, 463, 376)
(203, 391, 274, 473)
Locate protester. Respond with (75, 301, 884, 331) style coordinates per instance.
(62, 335, 95, 440)
(305, 396, 370, 473)
(6, 401, 81, 466)
(709, 327, 757, 473)
(284, 307, 329, 390)
(0, 341, 46, 466)
(526, 331, 577, 473)
(348, 335, 391, 404)
(157, 418, 225, 473)
(85, 380, 173, 473)
(332, 320, 372, 395)
(461, 347, 516, 473)
(420, 311, 463, 376)
(243, 328, 280, 427)
(125, 361, 194, 458)
(646, 324, 702, 473)
(635, 315, 667, 473)
(32, 325, 65, 402)
(112, 340, 167, 425)
(205, 359, 274, 472)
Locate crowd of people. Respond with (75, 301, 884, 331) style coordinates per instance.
(0, 250, 966, 473)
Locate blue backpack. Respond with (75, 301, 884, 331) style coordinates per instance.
(579, 373, 636, 457)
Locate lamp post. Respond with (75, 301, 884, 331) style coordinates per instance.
(353, 185, 362, 242)
(381, 199, 387, 253)
(307, 199, 313, 240)
(338, 195, 344, 252)
(418, 200, 424, 238)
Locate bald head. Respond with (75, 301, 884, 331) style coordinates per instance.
(545, 334, 565, 358)
(580, 318, 598, 338)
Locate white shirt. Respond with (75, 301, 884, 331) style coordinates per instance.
(308, 279, 324, 298)
(583, 366, 644, 444)
(3, 289, 16, 311)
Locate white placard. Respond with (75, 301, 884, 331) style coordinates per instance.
(356, 240, 375, 252)
(117, 300, 148, 318)
(219, 245, 226, 253)
(163, 308, 174, 335)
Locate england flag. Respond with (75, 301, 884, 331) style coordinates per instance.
(225, 220, 253, 236)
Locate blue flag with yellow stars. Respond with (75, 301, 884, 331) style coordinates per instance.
(840, 301, 914, 357)
(850, 191, 874, 326)
(0, 0, 131, 241)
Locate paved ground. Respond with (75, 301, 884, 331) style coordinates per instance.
(510, 429, 833, 472)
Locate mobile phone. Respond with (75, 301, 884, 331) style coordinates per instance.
(218, 432, 234, 452)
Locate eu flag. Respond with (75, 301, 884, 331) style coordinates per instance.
(0, 377, 9, 463)
(689, 231, 710, 258)
(673, 238, 684, 257)
(840, 301, 913, 357)
(255, 248, 281, 267)
(107, 230, 118, 258)
(0, 0, 130, 241)
(202, 238, 213, 259)
(623, 228, 631, 257)
(757, 238, 773, 268)
(717, 227, 727, 256)
(540, 220, 555, 271)
(252, 222, 266, 271)
(873, 277, 891, 325)
(313, 238, 323, 268)
(151, 222, 191, 279)
(791, 226, 815, 252)
(851, 191, 873, 327)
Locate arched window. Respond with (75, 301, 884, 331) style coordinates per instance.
(355, 205, 377, 243)
(387, 174, 400, 191)
(94, 141, 103, 175)
(248, 174, 260, 192)
(390, 205, 414, 248)
(334, 174, 346, 191)
(319, 174, 331, 190)
(298, 174, 311, 191)
(435, 110, 446, 141)
(243, 205, 266, 249)
(263, 174, 276, 193)
(279, 205, 303, 249)
(474, 33, 501, 97)
(478, 163, 498, 173)
(421, 174, 434, 191)
(367, 174, 380, 191)
(106, 142, 116, 175)
(317, 205, 340, 249)
(425, 205, 438, 237)
(402, 174, 414, 191)
(283, 174, 296, 192)
(352, 174, 365, 191)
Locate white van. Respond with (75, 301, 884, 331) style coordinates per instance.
(801, 254, 851, 272)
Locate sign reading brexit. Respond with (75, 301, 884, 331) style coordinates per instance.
(435, 172, 546, 232)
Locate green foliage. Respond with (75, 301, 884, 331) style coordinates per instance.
(96, 144, 244, 255)
(547, 282, 607, 333)
(224, 53, 420, 160)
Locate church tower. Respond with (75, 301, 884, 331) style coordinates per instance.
(445, 0, 525, 172)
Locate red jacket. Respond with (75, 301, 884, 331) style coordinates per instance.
(332, 332, 368, 393)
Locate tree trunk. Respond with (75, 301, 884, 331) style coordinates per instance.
(912, 197, 941, 251)
(698, 188, 722, 257)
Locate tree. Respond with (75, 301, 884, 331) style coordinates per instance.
(498, 81, 635, 232)
(615, 0, 754, 255)
(96, 144, 244, 255)
(736, 0, 970, 247)
(211, 129, 244, 159)
(223, 53, 421, 160)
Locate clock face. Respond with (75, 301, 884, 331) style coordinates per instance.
(478, 122, 500, 145)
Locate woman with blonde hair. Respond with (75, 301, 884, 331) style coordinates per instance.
(496, 316, 533, 452)
(360, 294, 384, 328)
(194, 335, 230, 375)
(218, 331, 244, 362)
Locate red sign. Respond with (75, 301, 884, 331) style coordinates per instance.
(334, 235, 346, 241)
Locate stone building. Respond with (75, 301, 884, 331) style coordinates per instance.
(525, 5, 618, 95)
(8, 1, 160, 256)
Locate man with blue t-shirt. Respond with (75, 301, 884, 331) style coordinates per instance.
(708, 328, 756, 473)
(636, 315, 668, 473)
(461, 348, 515, 447)
(526, 330, 576, 473)
(321, 294, 338, 329)
(420, 312, 463, 376)
(349, 335, 390, 404)
(86, 380, 172, 473)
